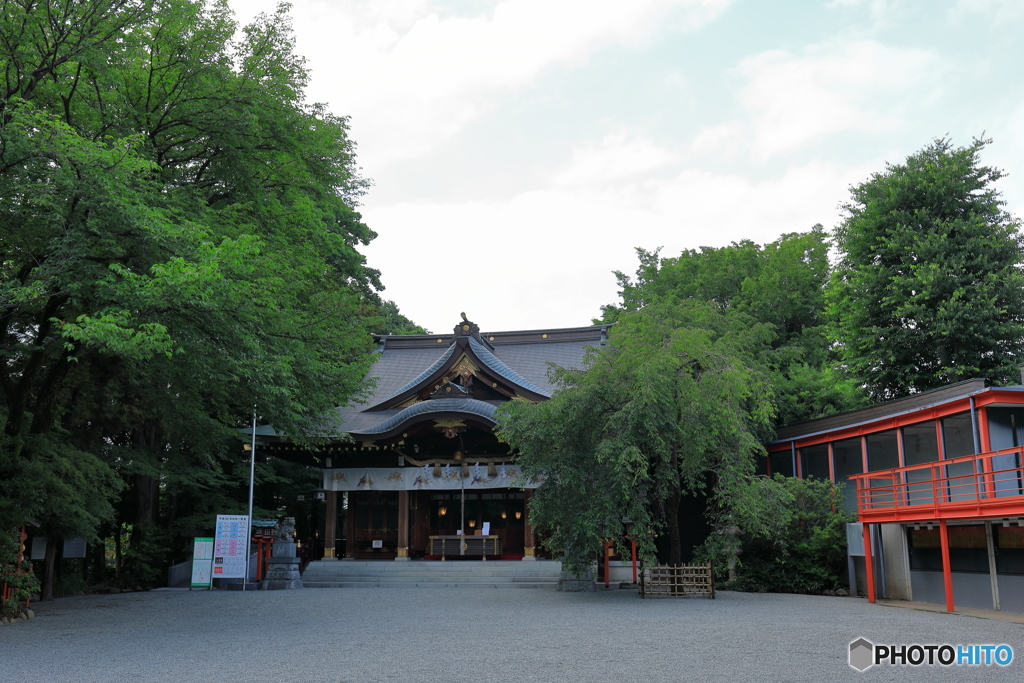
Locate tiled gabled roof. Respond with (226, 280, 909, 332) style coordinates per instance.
(370, 343, 458, 409)
(468, 337, 550, 398)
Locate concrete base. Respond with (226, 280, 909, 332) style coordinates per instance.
(521, 556, 537, 561)
(394, 557, 410, 561)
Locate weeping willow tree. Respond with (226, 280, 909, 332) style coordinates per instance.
(496, 302, 777, 576)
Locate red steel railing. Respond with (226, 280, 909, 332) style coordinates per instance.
(850, 447, 1024, 523)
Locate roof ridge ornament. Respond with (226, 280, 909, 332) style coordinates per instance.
(454, 312, 482, 343)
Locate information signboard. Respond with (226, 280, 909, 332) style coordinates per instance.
(63, 537, 87, 558)
(213, 515, 250, 579)
(191, 537, 214, 588)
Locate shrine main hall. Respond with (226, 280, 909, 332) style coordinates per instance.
(256, 315, 608, 561)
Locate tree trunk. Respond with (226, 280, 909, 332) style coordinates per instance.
(666, 448, 683, 565)
(114, 525, 122, 579)
(42, 538, 56, 601)
(92, 533, 106, 585)
(132, 473, 159, 549)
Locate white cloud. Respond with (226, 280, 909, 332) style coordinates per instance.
(692, 39, 940, 161)
(235, 0, 733, 167)
(363, 158, 873, 332)
(550, 132, 680, 187)
(949, 0, 1024, 25)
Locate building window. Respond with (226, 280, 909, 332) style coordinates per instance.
(770, 451, 794, 478)
(833, 438, 863, 511)
(800, 444, 830, 481)
(902, 421, 939, 466)
(987, 407, 1024, 450)
(866, 430, 899, 471)
(985, 408, 1024, 497)
(907, 525, 988, 573)
(942, 412, 975, 458)
(833, 438, 863, 479)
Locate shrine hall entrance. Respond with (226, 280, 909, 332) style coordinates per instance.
(345, 489, 534, 560)
(350, 491, 399, 558)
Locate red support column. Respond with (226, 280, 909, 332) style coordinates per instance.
(862, 522, 876, 603)
(939, 520, 955, 612)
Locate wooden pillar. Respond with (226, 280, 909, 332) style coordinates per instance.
(939, 520, 955, 612)
(862, 522, 876, 603)
(397, 490, 410, 560)
(523, 489, 536, 560)
(323, 490, 337, 559)
(345, 491, 357, 558)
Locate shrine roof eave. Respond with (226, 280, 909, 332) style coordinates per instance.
(347, 398, 498, 441)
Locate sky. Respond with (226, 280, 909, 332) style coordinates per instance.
(227, 0, 1024, 334)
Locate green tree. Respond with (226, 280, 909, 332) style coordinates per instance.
(603, 230, 867, 425)
(496, 302, 776, 575)
(0, 0, 411, 591)
(827, 137, 1024, 400)
(702, 474, 855, 594)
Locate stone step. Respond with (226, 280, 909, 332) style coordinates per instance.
(302, 581, 557, 589)
(303, 565, 561, 569)
(301, 569, 561, 573)
(298, 559, 562, 588)
(303, 577, 557, 581)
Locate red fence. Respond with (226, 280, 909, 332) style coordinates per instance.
(850, 447, 1024, 523)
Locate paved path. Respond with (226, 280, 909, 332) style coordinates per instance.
(2, 588, 1022, 682)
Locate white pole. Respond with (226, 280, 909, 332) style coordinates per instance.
(245, 406, 256, 590)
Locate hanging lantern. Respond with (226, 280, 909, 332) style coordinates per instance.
(439, 506, 447, 516)
(501, 511, 507, 519)
(515, 511, 522, 520)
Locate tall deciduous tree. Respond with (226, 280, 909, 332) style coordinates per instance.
(496, 302, 776, 574)
(827, 137, 1024, 400)
(0, 0, 410, 589)
(603, 230, 867, 425)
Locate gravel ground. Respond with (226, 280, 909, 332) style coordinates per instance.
(2, 588, 1023, 682)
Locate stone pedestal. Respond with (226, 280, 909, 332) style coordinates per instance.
(558, 568, 596, 592)
(260, 542, 303, 590)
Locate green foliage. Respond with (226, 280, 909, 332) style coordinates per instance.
(603, 229, 867, 426)
(704, 475, 855, 594)
(497, 302, 776, 576)
(1, 530, 40, 616)
(119, 524, 168, 588)
(827, 137, 1024, 400)
(0, 0, 422, 590)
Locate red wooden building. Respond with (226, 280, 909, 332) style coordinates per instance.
(767, 376, 1024, 613)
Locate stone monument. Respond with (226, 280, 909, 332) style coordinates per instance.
(260, 517, 303, 590)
